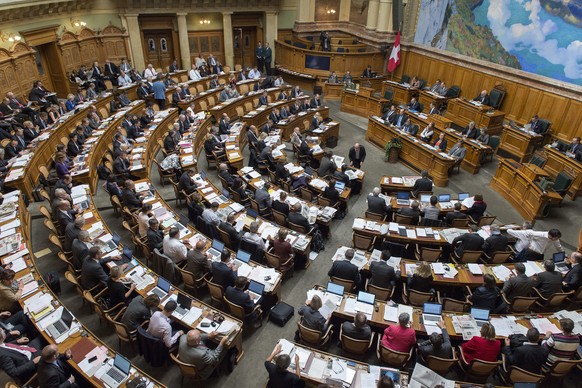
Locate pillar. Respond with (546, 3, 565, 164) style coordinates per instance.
(366, 0, 380, 30)
(176, 12, 191, 70)
(222, 12, 234, 68)
(376, 0, 394, 33)
(265, 11, 278, 66)
(296, 0, 315, 23)
(123, 14, 145, 71)
(339, 0, 351, 22)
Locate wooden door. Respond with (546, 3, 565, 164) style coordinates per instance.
(143, 30, 174, 70)
(233, 27, 256, 69)
(37, 42, 68, 96)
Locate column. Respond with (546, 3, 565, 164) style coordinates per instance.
(339, 0, 351, 22)
(366, 0, 380, 30)
(222, 12, 234, 68)
(123, 14, 145, 71)
(376, 0, 394, 33)
(176, 12, 191, 70)
(296, 0, 315, 23)
(265, 11, 278, 66)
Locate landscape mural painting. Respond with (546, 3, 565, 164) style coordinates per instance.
(414, 0, 582, 86)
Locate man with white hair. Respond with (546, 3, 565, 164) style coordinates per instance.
(367, 187, 391, 217)
(189, 64, 202, 81)
(143, 64, 157, 79)
(348, 142, 366, 168)
(179, 329, 229, 379)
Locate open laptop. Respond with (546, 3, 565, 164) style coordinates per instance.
(419, 194, 431, 204)
(325, 282, 344, 306)
(207, 240, 225, 261)
(149, 276, 171, 299)
(396, 191, 410, 206)
(471, 307, 490, 327)
(246, 209, 258, 219)
(100, 354, 131, 388)
(234, 249, 251, 266)
(46, 309, 74, 339)
(422, 302, 443, 324)
(101, 233, 121, 253)
(354, 291, 375, 315)
(438, 194, 452, 208)
(335, 181, 346, 193)
(553, 251, 569, 274)
(458, 192, 470, 201)
(174, 293, 192, 316)
(247, 280, 265, 304)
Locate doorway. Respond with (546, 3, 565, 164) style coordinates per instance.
(143, 30, 175, 71)
(33, 42, 68, 96)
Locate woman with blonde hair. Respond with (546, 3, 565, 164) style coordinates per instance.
(298, 295, 328, 332)
(408, 261, 433, 293)
(460, 322, 500, 364)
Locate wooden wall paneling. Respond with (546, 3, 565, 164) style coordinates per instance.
(188, 31, 225, 67)
(58, 31, 81, 75)
(11, 43, 38, 100)
(100, 24, 130, 63)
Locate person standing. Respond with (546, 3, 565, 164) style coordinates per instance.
(256, 42, 264, 73)
(152, 75, 167, 110)
(263, 42, 272, 75)
(348, 143, 366, 169)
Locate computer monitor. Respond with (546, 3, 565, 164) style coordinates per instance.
(326, 282, 344, 296)
(471, 307, 490, 321)
(176, 293, 192, 309)
(156, 277, 171, 293)
(458, 192, 470, 201)
(236, 250, 251, 264)
(357, 291, 375, 305)
(423, 302, 443, 315)
(335, 181, 345, 191)
(553, 251, 566, 263)
(304, 166, 314, 176)
(419, 194, 431, 203)
(212, 240, 225, 251)
(397, 191, 410, 200)
(248, 280, 265, 295)
(60, 309, 74, 327)
(438, 194, 451, 202)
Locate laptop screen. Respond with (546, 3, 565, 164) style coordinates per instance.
(157, 277, 171, 293)
(177, 293, 192, 309)
(246, 209, 258, 218)
(123, 247, 133, 259)
(423, 302, 443, 315)
(357, 291, 375, 305)
(438, 194, 451, 202)
(397, 191, 410, 200)
(200, 170, 207, 180)
(61, 309, 74, 327)
(248, 280, 265, 295)
(471, 308, 490, 321)
(553, 251, 566, 263)
(236, 250, 251, 263)
(211, 240, 225, 251)
(419, 194, 431, 203)
(304, 166, 314, 176)
(113, 354, 131, 375)
(326, 282, 344, 296)
(458, 192, 470, 201)
(335, 181, 345, 191)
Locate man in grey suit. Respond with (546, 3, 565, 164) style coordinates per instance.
(179, 329, 228, 380)
(501, 263, 534, 302)
(71, 231, 91, 271)
(369, 250, 398, 289)
(341, 312, 372, 341)
(318, 151, 337, 177)
(418, 320, 452, 362)
(81, 247, 121, 289)
(532, 260, 563, 299)
(367, 187, 391, 217)
(254, 182, 272, 210)
(448, 140, 467, 161)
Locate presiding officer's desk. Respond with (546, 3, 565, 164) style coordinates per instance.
(381, 80, 416, 105)
(497, 124, 544, 163)
(340, 88, 386, 117)
(445, 98, 505, 135)
(366, 116, 456, 186)
(541, 144, 582, 200)
(490, 158, 563, 219)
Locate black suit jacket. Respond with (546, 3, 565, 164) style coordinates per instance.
(412, 177, 433, 197)
(483, 234, 508, 256)
(66, 141, 80, 157)
(452, 232, 484, 256)
(113, 157, 129, 175)
(71, 239, 88, 271)
(211, 261, 236, 290)
(272, 200, 289, 215)
(369, 260, 397, 288)
(341, 322, 372, 340)
(433, 138, 448, 151)
(178, 172, 197, 194)
(288, 212, 310, 232)
(219, 221, 241, 248)
(328, 260, 360, 285)
(445, 211, 467, 226)
(383, 110, 397, 124)
(473, 94, 490, 105)
(163, 135, 176, 152)
(147, 228, 164, 251)
(225, 286, 254, 313)
(122, 188, 142, 209)
(502, 344, 548, 374)
(0, 346, 37, 381)
(367, 195, 390, 215)
(348, 146, 366, 164)
(419, 329, 453, 360)
(37, 356, 76, 388)
(564, 265, 582, 291)
(81, 258, 108, 289)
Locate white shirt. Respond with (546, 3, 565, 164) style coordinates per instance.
(0, 343, 31, 360)
(420, 127, 434, 139)
(137, 212, 151, 238)
(201, 208, 220, 226)
(507, 229, 563, 254)
(189, 69, 201, 81)
(147, 311, 181, 348)
(248, 69, 261, 79)
(243, 232, 266, 251)
(194, 57, 206, 68)
(144, 68, 157, 78)
(118, 74, 132, 86)
(273, 78, 284, 86)
(162, 236, 187, 263)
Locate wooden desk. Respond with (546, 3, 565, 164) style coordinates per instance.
(541, 145, 582, 200)
(445, 98, 505, 135)
(208, 86, 291, 122)
(277, 107, 330, 141)
(366, 117, 455, 186)
(379, 175, 420, 194)
(340, 88, 386, 117)
(242, 95, 309, 129)
(497, 125, 544, 162)
(490, 158, 563, 219)
(381, 80, 415, 105)
(418, 89, 448, 109)
(275, 66, 317, 91)
(323, 82, 343, 100)
(354, 76, 386, 91)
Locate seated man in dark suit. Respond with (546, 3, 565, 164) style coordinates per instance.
(328, 249, 360, 288)
(225, 276, 261, 327)
(402, 119, 418, 135)
(367, 187, 391, 217)
(211, 251, 237, 290)
(288, 203, 312, 233)
(501, 262, 534, 304)
(411, 170, 433, 197)
(451, 225, 484, 257)
(369, 250, 398, 289)
(121, 180, 143, 210)
(418, 320, 452, 362)
(533, 260, 563, 299)
(397, 201, 421, 225)
(71, 231, 91, 271)
(341, 312, 372, 341)
(274, 159, 290, 182)
(147, 218, 164, 251)
(461, 121, 480, 139)
(257, 91, 269, 107)
(323, 178, 340, 206)
(254, 182, 273, 210)
(81, 247, 120, 290)
(502, 327, 548, 375)
(529, 115, 545, 134)
(218, 213, 242, 251)
(473, 90, 490, 105)
(163, 130, 179, 154)
(272, 191, 290, 215)
(482, 225, 509, 257)
(218, 163, 235, 186)
(563, 251, 582, 291)
(407, 97, 420, 112)
(178, 169, 197, 195)
(0, 327, 41, 383)
(445, 202, 468, 226)
(113, 152, 131, 177)
(37, 345, 77, 388)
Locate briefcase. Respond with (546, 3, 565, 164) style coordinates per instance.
(269, 301, 294, 327)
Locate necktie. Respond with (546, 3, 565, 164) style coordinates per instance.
(5, 343, 37, 353)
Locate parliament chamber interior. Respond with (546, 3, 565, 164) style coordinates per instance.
(0, 0, 582, 387)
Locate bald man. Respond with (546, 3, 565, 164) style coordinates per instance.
(186, 240, 211, 279)
(473, 90, 490, 105)
(37, 345, 77, 388)
(178, 329, 228, 380)
(348, 143, 366, 168)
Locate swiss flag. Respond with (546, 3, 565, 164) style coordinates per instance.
(387, 32, 401, 73)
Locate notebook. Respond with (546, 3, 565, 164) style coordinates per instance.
(458, 192, 470, 201)
(247, 280, 265, 304)
(234, 249, 251, 266)
(438, 194, 452, 208)
(174, 293, 192, 316)
(553, 251, 569, 274)
(471, 307, 490, 327)
(148, 276, 171, 299)
(419, 194, 431, 204)
(422, 302, 442, 324)
(354, 291, 375, 315)
(46, 309, 74, 339)
(207, 240, 224, 260)
(396, 191, 410, 206)
(325, 282, 344, 306)
(99, 354, 131, 388)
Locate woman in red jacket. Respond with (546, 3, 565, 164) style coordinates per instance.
(460, 322, 501, 365)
